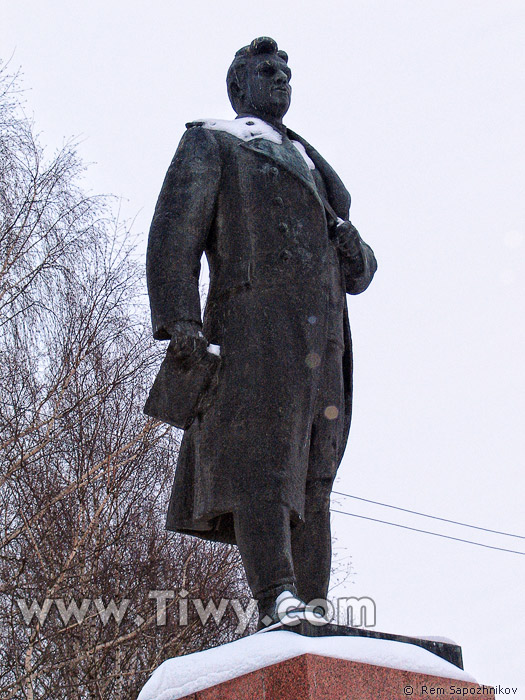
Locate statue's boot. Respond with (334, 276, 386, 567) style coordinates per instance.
(256, 588, 308, 632)
(256, 588, 329, 632)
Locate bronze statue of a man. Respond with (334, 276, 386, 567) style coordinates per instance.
(146, 37, 377, 628)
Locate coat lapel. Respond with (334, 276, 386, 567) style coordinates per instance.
(239, 138, 323, 207)
(235, 123, 352, 228)
(286, 128, 351, 220)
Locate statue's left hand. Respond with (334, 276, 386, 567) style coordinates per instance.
(331, 220, 366, 276)
(168, 321, 209, 364)
(331, 220, 362, 257)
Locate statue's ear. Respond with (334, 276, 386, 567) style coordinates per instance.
(229, 81, 245, 110)
(230, 81, 241, 97)
(228, 81, 245, 113)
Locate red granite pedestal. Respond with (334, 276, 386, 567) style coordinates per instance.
(179, 653, 495, 700)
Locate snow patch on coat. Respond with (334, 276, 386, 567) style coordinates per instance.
(189, 117, 315, 169)
(290, 139, 315, 170)
(193, 117, 283, 144)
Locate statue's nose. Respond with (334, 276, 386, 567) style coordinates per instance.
(274, 72, 288, 86)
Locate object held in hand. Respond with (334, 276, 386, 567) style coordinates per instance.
(332, 220, 365, 274)
(144, 340, 221, 430)
(332, 220, 360, 254)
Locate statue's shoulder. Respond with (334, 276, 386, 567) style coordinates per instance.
(185, 117, 282, 144)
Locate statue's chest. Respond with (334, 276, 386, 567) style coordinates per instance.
(243, 136, 316, 183)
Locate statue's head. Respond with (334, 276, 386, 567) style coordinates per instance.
(227, 37, 291, 121)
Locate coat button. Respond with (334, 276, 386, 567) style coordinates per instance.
(269, 166, 279, 178)
(273, 196, 284, 206)
(278, 222, 288, 233)
(280, 249, 292, 261)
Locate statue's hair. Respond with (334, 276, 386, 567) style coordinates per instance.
(227, 37, 288, 112)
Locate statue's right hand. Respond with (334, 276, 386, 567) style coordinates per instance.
(168, 321, 209, 363)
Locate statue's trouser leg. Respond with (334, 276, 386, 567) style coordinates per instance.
(233, 502, 296, 600)
(291, 337, 345, 604)
(291, 478, 333, 604)
(233, 340, 344, 609)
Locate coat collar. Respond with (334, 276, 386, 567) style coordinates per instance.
(195, 117, 320, 198)
(197, 116, 283, 144)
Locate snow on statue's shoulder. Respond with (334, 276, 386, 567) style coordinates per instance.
(137, 630, 476, 700)
(185, 118, 317, 170)
(189, 117, 283, 144)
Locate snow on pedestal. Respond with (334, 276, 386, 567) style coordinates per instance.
(137, 630, 482, 700)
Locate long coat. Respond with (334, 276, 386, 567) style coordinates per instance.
(146, 117, 377, 544)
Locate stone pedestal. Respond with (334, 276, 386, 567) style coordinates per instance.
(137, 628, 488, 700)
(179, 653, 495, 700)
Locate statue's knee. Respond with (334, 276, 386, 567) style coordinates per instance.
(305, 478, 332, 512)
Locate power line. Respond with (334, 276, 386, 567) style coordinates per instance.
(332, 491, 524, 540)
(330, 508, 525, 556)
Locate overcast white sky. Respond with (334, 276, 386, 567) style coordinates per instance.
(3, 0, 524, 693)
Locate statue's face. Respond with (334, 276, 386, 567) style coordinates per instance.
(241, 54, 292, 120)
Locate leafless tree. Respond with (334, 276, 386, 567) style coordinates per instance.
(0, 63, 253, 700)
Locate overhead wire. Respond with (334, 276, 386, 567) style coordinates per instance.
(332, 490, 524, 539)
(330, 508, 525, 556)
